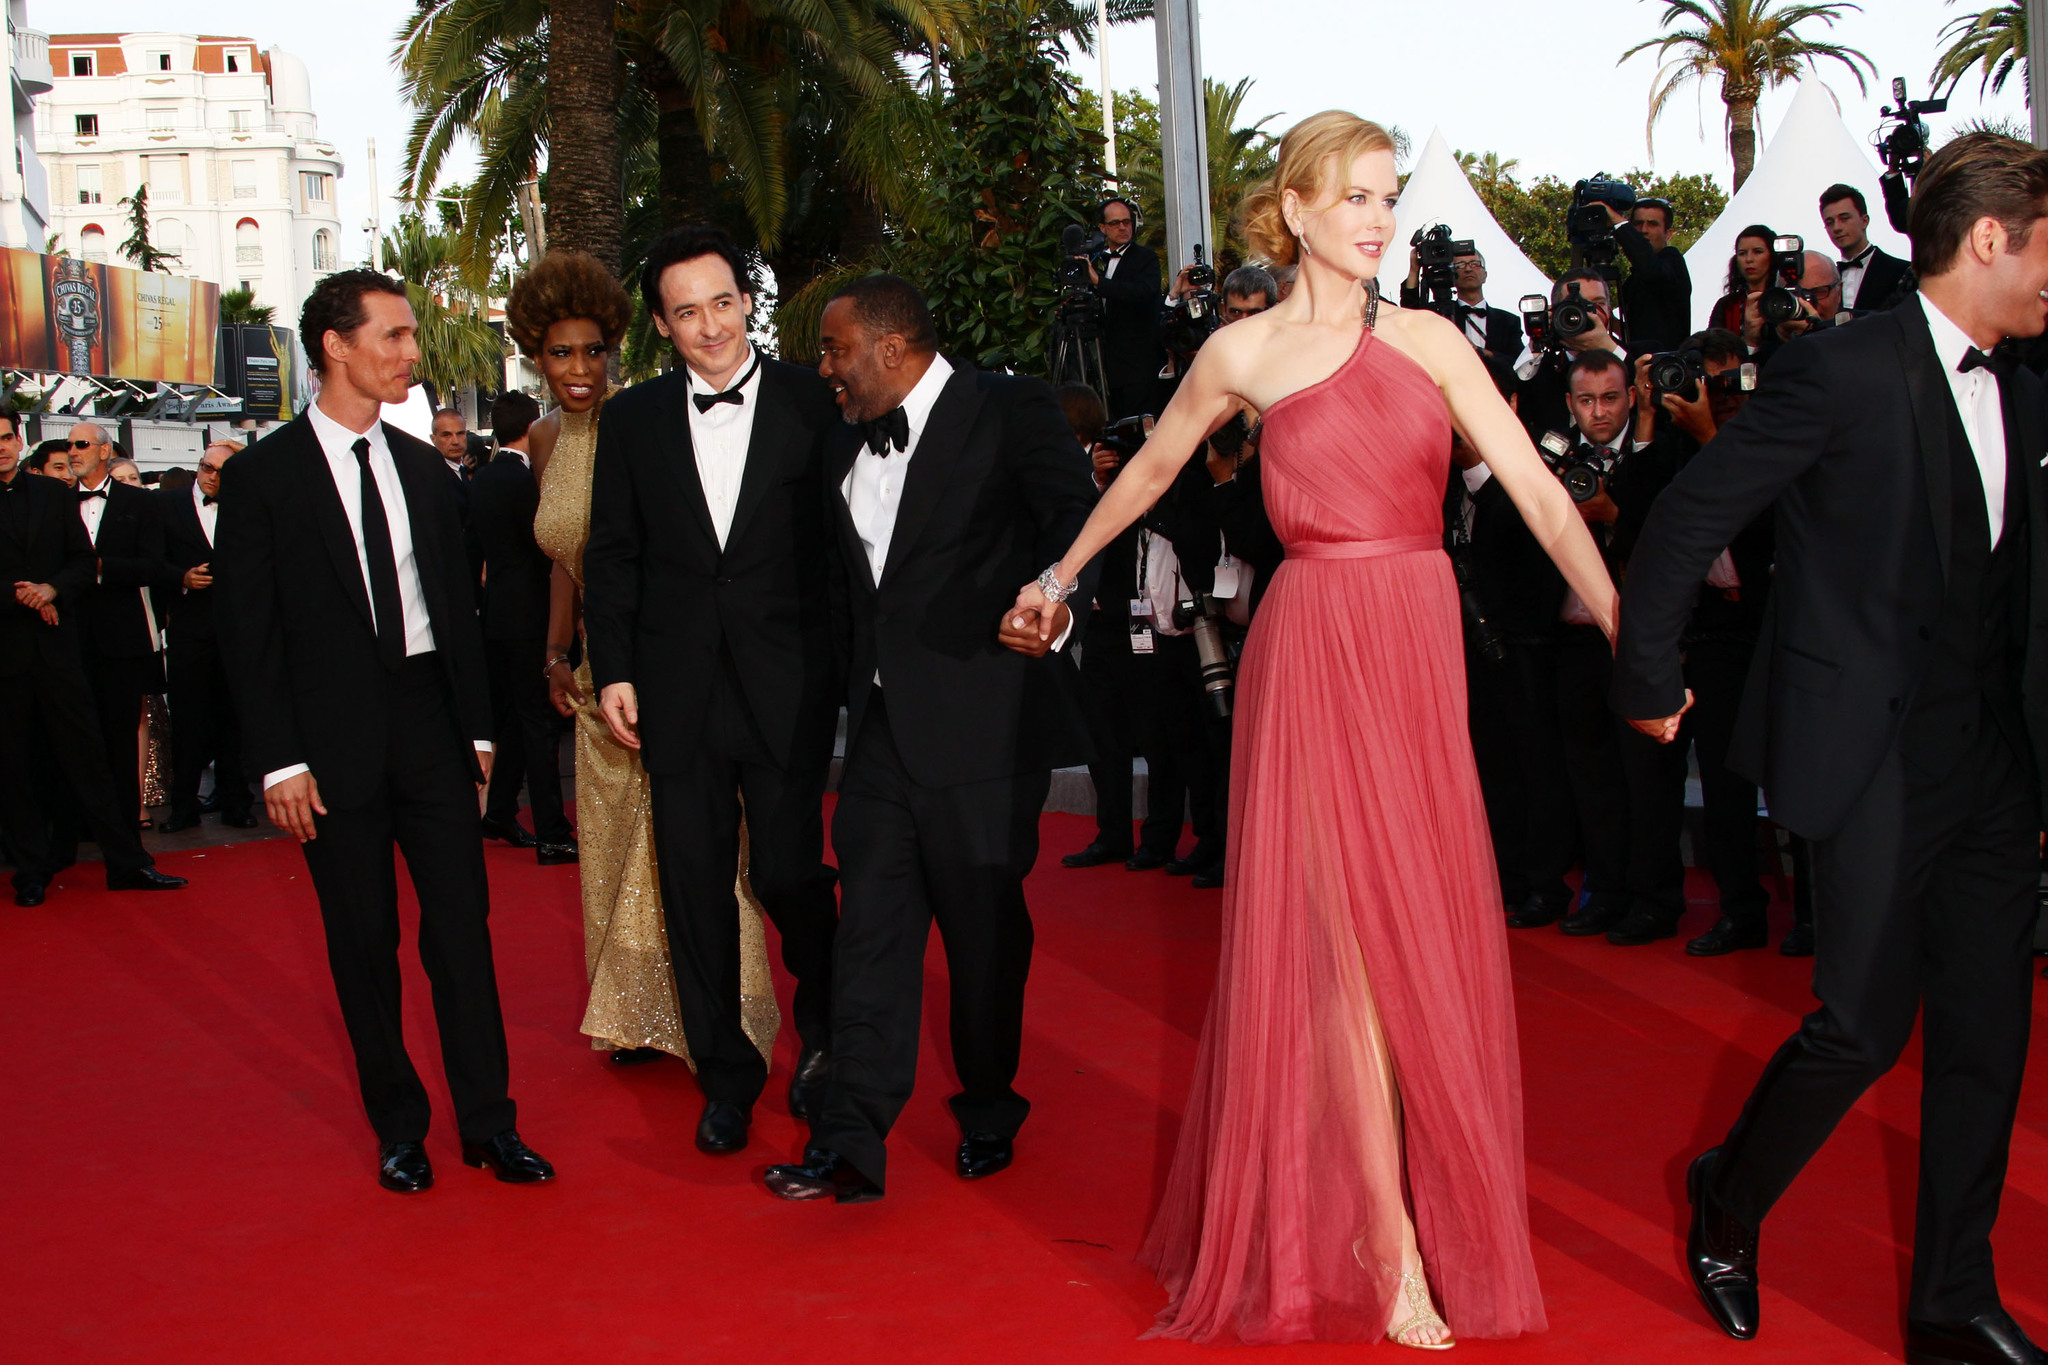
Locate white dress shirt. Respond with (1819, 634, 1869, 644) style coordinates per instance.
(1101, 246, 1127, 280)
(1920, 291, 2009, 548)
(1839, 244, 1876, 310)
(192, 480, 219, 546)
(267, 403, 488, 790)
(686, 344, 762, 548)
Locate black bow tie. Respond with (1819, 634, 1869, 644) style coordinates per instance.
(693, 351, 761, 413)
(77, 486, 107, 502)
(1960, 347, 2015, 380)
(1841, 247, 1875, 269)
(863, 406, 910, 457)
(202, 494, 217, 506)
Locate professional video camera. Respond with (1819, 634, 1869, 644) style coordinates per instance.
(1877, 77, 1947, 183)
(1159, 243, 1222, 355)
(1758, 233, 1811, 326)
(1412, 222, 1475, 322)
(1568, 174, 1636, 247)
(1170, 592, 1237, 719)
(1537, 429, 1614, 504)
(1648, 348, 1758, 404)
(1050, 221, 1109, 391)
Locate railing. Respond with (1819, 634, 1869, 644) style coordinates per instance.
(235, 245, 261, 264)
(76, 190, 101, 204)
(12, 28, 52, 94)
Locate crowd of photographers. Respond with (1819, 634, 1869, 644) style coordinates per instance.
(1048, 174, 1924, 957)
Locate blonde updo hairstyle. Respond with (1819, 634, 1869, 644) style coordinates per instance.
(1240, 111, 1399, 268)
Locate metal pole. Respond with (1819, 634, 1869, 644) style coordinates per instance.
(365, 137, 383, 272)
(2030, 0, 2048, 147)
(1096, 0, 1117, 178)
(1154, 0, 1211, 274)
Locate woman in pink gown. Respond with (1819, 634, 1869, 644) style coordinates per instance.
(1012, 112, 1618, 1348)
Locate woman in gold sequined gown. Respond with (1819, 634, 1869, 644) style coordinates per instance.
(507, 252, 780, 1066)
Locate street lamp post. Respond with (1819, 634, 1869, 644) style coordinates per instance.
(1153, 0, 1211, 277)
(2031, 0, 2048, 147)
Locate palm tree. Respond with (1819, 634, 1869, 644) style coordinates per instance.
(381, 216, 508, 399)
(1621, 0, 1876, 190)
(219, 288, 276, 326)
(1931, 3, 2027, 101)
(117, 185, 181, 273)
(1456, 150, 1521, 192)
(546, 0, 624, 273)
(1117, 76, 1280, 265)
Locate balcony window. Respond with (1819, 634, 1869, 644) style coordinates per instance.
(146, 155, 185, 204)
(232, 159, 257, 199)
(226, 49, 248, 73)
(301, 172, 331, 204)
(312, 230, 337, 272)
(81, 226, 106, 264)
(70, 53, 93, 78)
(76, 165, 101, 204)
(230, 110, 250, 133)
(151, 52, 171, 72)
(147, 108, 176, 133)
(235, 219, 261, 264)
(74, 114, 98, 137)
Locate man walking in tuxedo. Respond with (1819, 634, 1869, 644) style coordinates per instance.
(585, 225, 842, 1157)
(1823, 183, 1911, 314)
(763, 274, 1099, 1203)
(217, 270, 553, 1194)
(469, 391, 575, 863)
(0, 411, 183, 905)
(161, 440, 255, 831)
(1617, 134, 2048, 1364)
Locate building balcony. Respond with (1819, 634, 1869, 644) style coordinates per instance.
(12, 28, 53, 96)
(235, 245, 261, 264)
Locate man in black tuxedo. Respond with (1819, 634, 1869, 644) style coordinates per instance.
(469, 391, 574, 862)
(1402, 247, 1522, 358)
(585, 226, 842, 1157)
(1088, 197, 1165, 420)
(217, 270, 552, 1195)
(1823, 183, 1911, 314)
(763, 274, 1099, 1204)
(67, 421, 173, 834)
(0, 412, 183, 906)
(160, 440, 256, 831)
(1610, 197, 1694, 353)
(1617, 135, 2048, 1364)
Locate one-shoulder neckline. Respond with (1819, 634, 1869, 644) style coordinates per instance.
(1259, 325, 1374, 424)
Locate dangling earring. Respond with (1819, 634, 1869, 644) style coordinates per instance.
(1296, 226, 1313, 258)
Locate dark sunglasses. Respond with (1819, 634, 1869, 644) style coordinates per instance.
(68, 438, 101, 450)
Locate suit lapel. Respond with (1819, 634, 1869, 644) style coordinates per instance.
(387, 426, 447, 613)
(827, 425, 870, 592)
(880, 363, 983, 588)
(292, 414, 376, 631)
(724, 361, 789, 553)
(1896, 295, 1956, 584)
(659, 373, 721, 550)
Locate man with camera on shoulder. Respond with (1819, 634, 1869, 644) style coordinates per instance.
(1082, 197, 1165, 421)
(1403, 239, 1520, 357)
(1588, 196, 1693, 354)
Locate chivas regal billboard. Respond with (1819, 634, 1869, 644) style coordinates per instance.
(0, 248, 220, 384)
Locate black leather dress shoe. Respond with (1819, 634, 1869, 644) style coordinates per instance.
(1165, 842, 1221, 876)
(220, 809, 260, 830)
(1906, 1309, 2048, 1365)
(1125, 848, 1171, 871)
(1780, 923, 1815, 958)
(1687, 916, 1769, 957)
(1558, 896, 1627, 937)
(106, 867, 187, 892)
(536, 839, 580, 866)
(1061, 840, 1133, 868)
(695, 1099, 750, 1154)
(1505, 892, 1567, 929)
(1687, 1148, 1759, 1340)
(378, 1140, 434, 1193)
(957, 1131, 1014, 1180)
(1191, 865, 1224, 889)
(159, 811, 204, 834)
(609, 1046, 664, 1065)
(14, 879, 47, 908)
(764, 1146, 883, 1203)
(460, 1129, 555, 1183)
(198, 793, 222, 815)
(1606, 909, 1680, 946)
(479, 816, 537, 849)
(787, 1048, 831, 1121)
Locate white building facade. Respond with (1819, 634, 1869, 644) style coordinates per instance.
(37, 32, 343, 322)
(1, 1, 53, 250)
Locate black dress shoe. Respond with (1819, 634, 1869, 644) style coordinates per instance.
(220, 809, 260, 830)
(1125, 848, 1170, 871)
(1558, 896, 1627, 937)
(609, 1046, 664, 1065)
(106, 867, 187, 892)
(957, 1131, 1014, 1180)
(14, 879, 47, 908)
(1606, 909, 1680, 946)
(1191, 865, 1224, 889)
(536, 839, 580, 866)
(1687, 1148, 1759, 1340)
(787, 1048, 831, 1121)
(1780, 923, 1815, 958)
(1905, 1309, 2048, 1365)
(764, 1146, 883, 1203)
(198, 793, 222, 815)
(159, 811, 204, 834)
(1505, 892, 1567, 929)
(1687, 916, 1769, 957)
(695, 1099, 750, 1154)
(460, 1129, 555, 1183)
(479, 816, 537, 849)
(378, 1140, 434, 1193)
(1061, 840, 1133, 868)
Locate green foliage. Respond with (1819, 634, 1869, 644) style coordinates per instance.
(380, 215, 508, 395)
(218, 288, 276, 326)
(1931, 3, 2027, 101)
(1464, 159, 1727, 280)
(116, 185, 181, 273)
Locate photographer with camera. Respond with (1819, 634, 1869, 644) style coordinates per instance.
(1588, 195, 1694, 352)
(1083, 197, 1166, 420)
(1404, 237, 1520, 356)
(1708, 226, 1778, 351)
(1820, 184, 1908, 314)
(1515, 268, 1627, 442)
(1753, 251, 1844, 369)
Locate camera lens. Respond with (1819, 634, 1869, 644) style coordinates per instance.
(1563, 465, 1602, 503)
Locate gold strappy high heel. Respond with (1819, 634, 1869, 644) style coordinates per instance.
(1386, 1266, 1456, 1351)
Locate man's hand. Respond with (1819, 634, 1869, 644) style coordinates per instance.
(1563, 315, 1619, 355)
(1599, 203, 1626, 227)
(266, 771, 327, 843)
(475, 748, 493, 789)
(1170, 264, 1195, 302)
(1628, 690, 1695, 744)
(182, 563, 213, 591)
(14, 580, 54, 609)
(546, 659, 587, 718)
(37, 603, 59, 627)
(1660, 385, 1718, 445)
(1091, 442, 1120, 489)
(1632, 354, 1657, 417)
(1577, 488, 1620, 526)
(999, 603, 1072, 656)
(599, 682, 641, 750)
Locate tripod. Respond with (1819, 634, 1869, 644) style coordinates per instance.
(1049, 289, 1108, 397)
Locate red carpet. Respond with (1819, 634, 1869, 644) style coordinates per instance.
(4, 811, 2046, 1363)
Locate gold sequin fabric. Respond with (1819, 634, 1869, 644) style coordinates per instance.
(536, 398, 781, 1064)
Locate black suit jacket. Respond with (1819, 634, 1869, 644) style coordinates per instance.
(584, 358, 843, 775)
(1846, 245, 1910, 314)
(1613, 295, 2048, 838)
(1095, 242, 1165, 402)
(161, 488, 220, 642)
(0, 473, 96, 676)
(1616, 223, 1693, 352)
(77, 480, 174, 659)
(215, 413, 492, 809)
(826, 361, 1102, 788)
(467, 451, 551, 643)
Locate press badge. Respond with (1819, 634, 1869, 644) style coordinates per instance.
(1129, 598, 1156, 654)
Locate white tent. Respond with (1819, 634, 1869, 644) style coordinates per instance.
(1682, 79, 1910, 331)
(380, 385, 437, 441)
(1375, 128, 1553, 310)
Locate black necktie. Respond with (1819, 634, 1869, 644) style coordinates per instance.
(77, 486, 106, 501)
(864, 406, 910, 457)
(1960, 347, 2015, 380)
(352, 437, 406, 671)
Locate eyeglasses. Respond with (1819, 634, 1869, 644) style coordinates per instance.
(198, 462, 226, 475)
(1101, 217, 1133, 227)
(68, 438, 101, 450)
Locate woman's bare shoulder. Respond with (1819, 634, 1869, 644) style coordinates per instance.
(528, 409, 561, 475)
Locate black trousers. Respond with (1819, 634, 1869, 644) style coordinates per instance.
(297, 653, 515, 1145)
(167, 633, 251, 819)
(1712, 725, 2039, 1320)
(482, 635, 571, 843)
(83, 648, 156, 823)
(0, 645, 151, 886)
(816, 687, 1047, 1189)
(1500, 628, 1629, 903)
(1620, 639, 1767, 925)
(1077, 612, 1135, 851)
(1465, 638, 1528, 906)
(646, 654, 837, 1108)
(1133, 633, 1227, 860)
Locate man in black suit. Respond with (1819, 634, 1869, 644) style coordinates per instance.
(0, 411, 183, 906)
(1088, 197, 1164, 420)
(1609, 197, 1694, 353)
(1616, 135, 2048, 1364)
(1822, 183, 1911, 314)
(1402, 247, 1522, 358)
(763, 274, 1099, 1204)
(67, 421, 174, 834)
(469, 391, 574, 862)
(585, 226, 842, 1157)
(217, 270, 552, 1195)
(160, 439, 256, 831)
